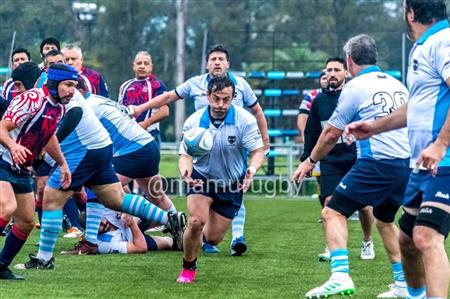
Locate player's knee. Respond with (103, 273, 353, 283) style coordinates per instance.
(14, 217, 34, 233)
(206, 235, 223, 246)
(188, 216, 206, 233)
(321, 206, 338, 221)
(0, 200, 17, 218)
(412, 228, 433, 252)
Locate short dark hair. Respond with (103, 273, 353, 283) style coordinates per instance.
(405, 0, 447, 25)
(207, 76, 235, 97)
(11, 48, 31, 62)
(40, 37, 61, 55)
(343, 34, 378, 66)
(44, 50, 64, 66)
(325, 57, 347, 70)
(206, 44, 229, 62)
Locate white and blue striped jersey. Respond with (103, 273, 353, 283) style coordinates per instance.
(179, 105, 263, 186)
(329, 66, 410, 160)
(97, 208, 132, 254)
(59, 91, 111, 158)
(175, 72, 258, 111)
(407, 20, 450, 168)
(85, 93, 154, 157)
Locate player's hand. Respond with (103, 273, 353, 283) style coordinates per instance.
(416, 140, 447, 176)
(121, 213, 136, 227)
(59, 163, 72, 190)
(238, 168, 255, 193)
(181, 169, 203, 187)
(10, 143, 32, 165)
(292, 159, 315, 182)
(344, 121, 375, 145)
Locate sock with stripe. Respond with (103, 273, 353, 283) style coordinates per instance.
(406, 285, 426, 299)
(0, 217, 8, 234)
(121, 194, 168, 225)
(0, 225, 30, 267)
(37, 210, 63, 262)
(391, 262, 406, 286)
(232, 202, 246, 240)
(84, 201, 105, 245)
(330, 248, 350, 278)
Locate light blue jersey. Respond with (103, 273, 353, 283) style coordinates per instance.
(329, 66, 410, 160)
(85, 93, 154, 157)
(60, 91, 111, 158)
(175, 72, 258, 111)
(407, 20, 450, 168)
(179, 105, 263, 186)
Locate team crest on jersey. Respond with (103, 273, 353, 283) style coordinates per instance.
(228, 135, 236, 145)
(413, 59, 419, 72)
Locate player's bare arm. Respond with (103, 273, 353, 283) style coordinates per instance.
(416, 78, 450, 174)
(139, 105, 169, 130)
(133, 90, 179, 118)
(0, 120, 31, 165)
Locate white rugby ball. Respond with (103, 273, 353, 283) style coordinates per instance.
(182, 127, 213, 157)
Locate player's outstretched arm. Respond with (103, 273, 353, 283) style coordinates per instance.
(415, 78, 450, 174)
(345, 103, 408, 143)
(139, 105, 170, 130)
(133, 91, 179, 118)
(179, 154, 203, 187)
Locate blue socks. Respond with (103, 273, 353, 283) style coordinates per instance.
(85, 201, 105, 245)
(121, 194, 168, 224)
(0, 225, 29, 267)
(232, 202, 246, 240)
(330, 248, 349, 274)
(37, 210, 63, 262)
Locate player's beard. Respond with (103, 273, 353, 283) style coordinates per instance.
(328, 78, 344, 90)
(405, 21, 415, 42)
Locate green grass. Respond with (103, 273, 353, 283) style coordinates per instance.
(1, 197, 448, 298)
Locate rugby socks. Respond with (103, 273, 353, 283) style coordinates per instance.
(391, 262, 406, 286)
(63, 198, 82, 230)
(406, 285, 426, 299)
(330, 248, 350, 275)
(85, 201, 105, 245)
(121, 194, 168, 224)
(0, 217, 8, 234)
(167, 204, 177, 213)
(0, 225, 29, 267)
(183, 258, 197, 270)
(232, 202, 246, 240)
(37, 210, 63, 262)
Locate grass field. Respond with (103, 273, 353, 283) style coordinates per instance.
(1, 196, 448, 298)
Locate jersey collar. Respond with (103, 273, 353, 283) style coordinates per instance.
(200, 104, 236, 128)
(356, 65, 382, 77)
(416, 19, 449, 45)
(206, 71, 238, 85)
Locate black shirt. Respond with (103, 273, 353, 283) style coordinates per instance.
(301, 88, 356, 170)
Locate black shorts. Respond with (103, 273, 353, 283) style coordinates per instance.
(319, 161, 353, 198)
(112, 141, 160, 179)
(0, 160, 33, 194)
(186, 169, 243, 219)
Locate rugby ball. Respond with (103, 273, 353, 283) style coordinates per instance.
(182, 127, 213, 157)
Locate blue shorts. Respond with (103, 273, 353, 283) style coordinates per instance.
(186, 169, 243, 219)
(33, 160, 53, 177)
(403, 167, 450, 209)
(332, 158, 410, 219)
(48, 145, 118, 191)
(149, 130, 161, 147)
(0, 160, 33, 194)
(112, 141, 159, 179)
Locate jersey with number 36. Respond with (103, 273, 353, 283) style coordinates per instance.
(329, 66, 410, 160)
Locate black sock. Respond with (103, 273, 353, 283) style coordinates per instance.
(183, 258, 197, 270)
